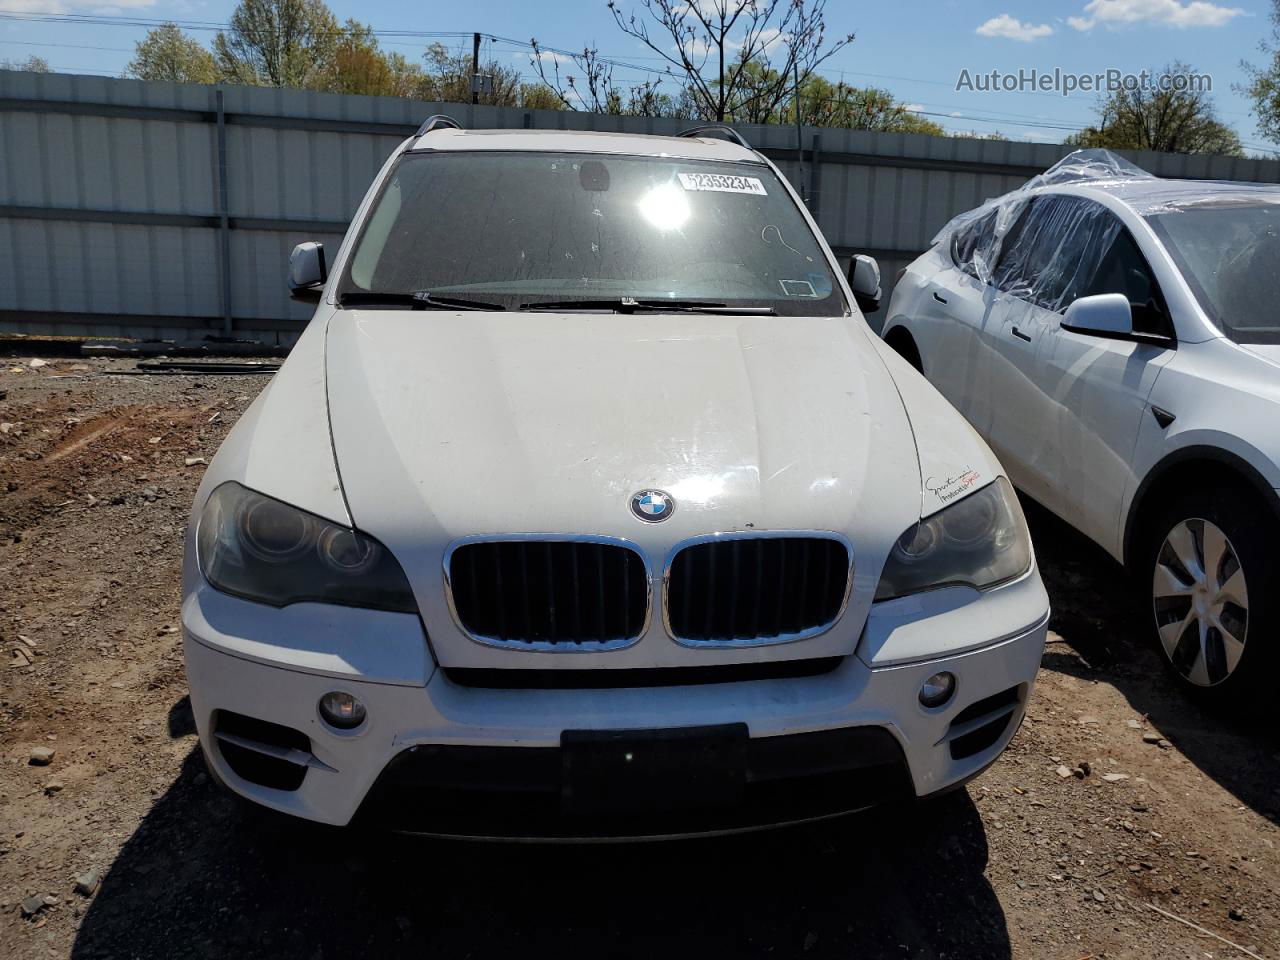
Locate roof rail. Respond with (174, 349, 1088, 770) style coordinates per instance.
(676, 124, 752, 150)
(416, 114, 462, 136)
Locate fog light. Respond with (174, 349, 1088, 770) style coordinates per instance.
(919, 672, 956, 708)
(318, 691, 366, 730)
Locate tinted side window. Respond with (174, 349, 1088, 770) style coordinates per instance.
(1081, 229, 1171, 337)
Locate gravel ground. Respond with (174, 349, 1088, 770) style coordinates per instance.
(0, 356, 1277, 960)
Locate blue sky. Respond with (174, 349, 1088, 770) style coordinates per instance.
(1, 0, 1275, 153)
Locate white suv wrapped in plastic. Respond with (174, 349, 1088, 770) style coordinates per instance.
(884, 149, 1280, 703)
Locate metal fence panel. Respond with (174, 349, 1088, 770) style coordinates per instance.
(4, 68, 1280, 343)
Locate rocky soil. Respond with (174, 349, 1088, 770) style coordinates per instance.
(0, 356, 1276, 959)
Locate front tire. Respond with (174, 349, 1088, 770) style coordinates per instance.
(1143, 487, 1276, 702)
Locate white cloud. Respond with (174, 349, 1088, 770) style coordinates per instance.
(0, 0, 65, 10)
(673, 37, 713, 57)
(524, 50, 571, 65)
(672, 27, 784, 59)
(1068, 0, 1243, 31)
(975, 14, 1055, 41)
(754, 26, 786, 54)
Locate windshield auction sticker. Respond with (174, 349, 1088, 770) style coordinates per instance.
(677, 172, 768, 196)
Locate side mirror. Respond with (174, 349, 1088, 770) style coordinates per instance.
(1061, 293, 1132, 338)
(849, 254, 882, 313)
(289, 242, 327, 304)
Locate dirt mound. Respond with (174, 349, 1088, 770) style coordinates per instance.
(0, 401, 214, 539)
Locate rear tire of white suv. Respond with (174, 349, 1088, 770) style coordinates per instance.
(1142, 487, 1276, 704)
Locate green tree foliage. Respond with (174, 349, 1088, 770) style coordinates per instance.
(318, 21, 431, 97)
(791, 81, 944, 135)
(126, 23, 219, 84)
(213, 0, 341, 88)
(421, 42, 521, 105)
(1067, 63, 1241, 156)
(118, 6, 563, 106)
(519, 83, 564, 111)
(1239, 1, 1280, 143)
(731, 64, 943, 133)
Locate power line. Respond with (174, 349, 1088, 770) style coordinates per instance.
(7, 7, 1230, 139)
(0, 10, 480, 39)
(0, 11, 229, 30)
(0, 38, 134, 53)
(0, 62, 118, 75)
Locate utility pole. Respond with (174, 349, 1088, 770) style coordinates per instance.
(471, 32, 481, 105)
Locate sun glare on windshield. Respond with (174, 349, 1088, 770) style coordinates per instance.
(636, 182, 691, 231)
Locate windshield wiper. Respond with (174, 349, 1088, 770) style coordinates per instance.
(518, 297, 776, 316)
(339, 291, 506, 311)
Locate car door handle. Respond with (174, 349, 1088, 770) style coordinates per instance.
(932, 292, 948, 304)
(1011, 326, 1032, 343)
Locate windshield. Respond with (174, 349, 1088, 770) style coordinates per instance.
(1146, 201, 1280, 345)
(338, 151, 845, 316)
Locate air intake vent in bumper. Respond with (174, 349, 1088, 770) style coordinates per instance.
(665, 536, 851, 645)
(945, 686, 1023, 760)
(212, 710, 323, 791)
(447, 540, 649, 649)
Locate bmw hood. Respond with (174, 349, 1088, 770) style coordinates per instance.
(324, 310, 924, 668)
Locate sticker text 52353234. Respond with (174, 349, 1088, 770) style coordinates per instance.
(677, 172, 768, 196)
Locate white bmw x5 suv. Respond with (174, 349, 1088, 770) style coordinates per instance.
(182, 118, 1048, 839)
(883, 149, 1280, 703)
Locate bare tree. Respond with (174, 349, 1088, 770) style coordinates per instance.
(529, 40, 679, 116)
(529, 42, 619, 112)
(606, 0, 852, 122)
(0, 55, 51, 73)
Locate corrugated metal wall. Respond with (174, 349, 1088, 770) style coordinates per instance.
(3, 69, 1279, 343)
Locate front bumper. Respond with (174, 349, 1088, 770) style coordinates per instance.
(183, 590, 1047, 838)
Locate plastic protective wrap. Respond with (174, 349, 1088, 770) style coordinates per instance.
(1126, 184, 1280, 217)
(1018, 148, 1153, 191)
(990, 195, 1125, 312)
(932, 149, 1155, 303)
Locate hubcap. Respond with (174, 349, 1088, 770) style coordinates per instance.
(1152, 518, 1249, 687)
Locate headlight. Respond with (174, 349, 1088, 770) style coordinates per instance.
(874, 478, 1031, 602)
(196, 482, 416, 612)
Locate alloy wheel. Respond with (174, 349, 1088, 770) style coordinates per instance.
(1152, 518, 1249, 687)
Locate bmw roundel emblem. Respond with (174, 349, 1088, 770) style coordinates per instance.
(631, 489, 675, 523)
